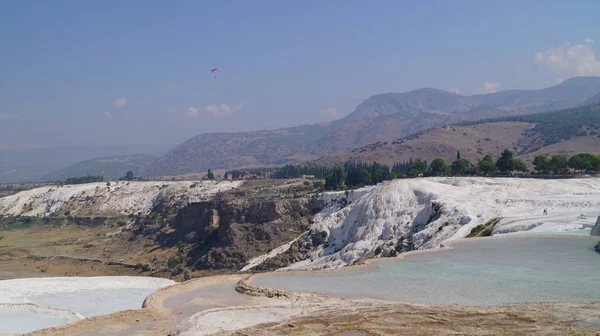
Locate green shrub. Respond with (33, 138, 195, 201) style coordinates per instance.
(0, 217, 35, 231)
(312, 181, 324, 190)
(480, 228, 492, 236)
(467, 224, 486, 238)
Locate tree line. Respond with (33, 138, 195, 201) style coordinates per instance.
(64, 175, 104, 184)
(532, 153, 600, 174)
(268, 150, 600, 191)
(321, 150, 520, 189)
(63, 170, 141, 185)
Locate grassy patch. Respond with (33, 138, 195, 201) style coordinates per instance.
(480, 228, 492, 237)
(467, 224, 487, 238)
(0, 217, 36, 231)
(467, 218, 498, 238)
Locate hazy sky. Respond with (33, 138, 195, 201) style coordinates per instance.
(1, 0, 600, 149)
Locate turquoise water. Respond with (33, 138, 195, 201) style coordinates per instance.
(252, 236, 600, 306)
(0, 311, 72, 334)
(505, 228, 592, 236)
(34, 288, 154, 317)
(0, 288, 159, 334)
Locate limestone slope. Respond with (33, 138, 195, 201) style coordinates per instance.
(0, 180, 242, 217)
(248, 177, 600, 271)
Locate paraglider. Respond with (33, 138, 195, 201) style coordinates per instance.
(211, 68, 219, 78)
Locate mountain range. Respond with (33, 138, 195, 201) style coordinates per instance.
(0, 144, 171, 184)
(145, 76, 600, 176)
(14, 76, 600, 182)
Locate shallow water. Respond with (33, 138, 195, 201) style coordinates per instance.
(34, 288, 156, 317)
(506, 228, 592, 236)
(0, 278, 171, 335)
(0, 311, 72, 334)
(163, 283, 248, 322)
(253, 236, 600, 306)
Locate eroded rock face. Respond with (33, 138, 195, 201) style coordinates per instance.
(170, 197, 323, 271)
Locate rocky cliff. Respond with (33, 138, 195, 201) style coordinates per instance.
(0, 178, 327, 278)
(163, 182, 325, 271)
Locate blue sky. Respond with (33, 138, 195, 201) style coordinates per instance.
(1, 0, 600, 149)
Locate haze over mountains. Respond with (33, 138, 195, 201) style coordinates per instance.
(42, 154, 156, 182)
(0, 144, 171, 183)
(146, 76, 600, 177)
(5, 77, 600, 183)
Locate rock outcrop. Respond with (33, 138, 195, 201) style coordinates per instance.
(164, 181, 326, 271)
(590, 216, 600, 237)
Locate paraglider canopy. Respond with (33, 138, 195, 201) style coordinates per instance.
(211, 68, 220, 78)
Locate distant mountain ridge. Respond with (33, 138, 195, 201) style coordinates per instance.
(0, 144, 172, 183)
(146, 124, 330, 177)
(36, 77, 600, 179)
(144, 77, 600, 176)
(43, 154, 156, 181)
(337, 76, 600, 126)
